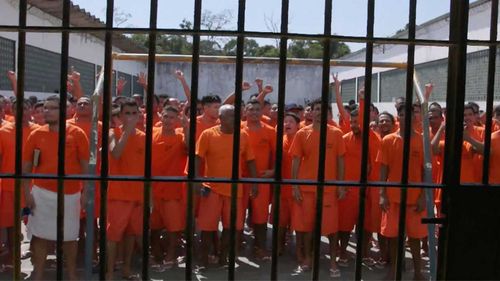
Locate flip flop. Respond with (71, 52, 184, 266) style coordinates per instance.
(122, 274, 140, 281)
(329, 268, 341, 278)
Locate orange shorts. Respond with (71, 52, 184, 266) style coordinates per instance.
(107, 200, 144, 242)
(0, 191, 14, 228)
(291, 192, 338, 236)
(364, 187, 382, 233)
(269, 195, 293, 227)
(380, 203, 427, 239)
(197, 191, 244, 231)
(150, 198, 186, 232)
(242, 184, 271, 225)
(338, 188, 359, 232)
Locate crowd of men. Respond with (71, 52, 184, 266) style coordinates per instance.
(0, 68, 499, 280)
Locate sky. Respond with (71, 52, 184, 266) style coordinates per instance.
(72, 0, 454, 51)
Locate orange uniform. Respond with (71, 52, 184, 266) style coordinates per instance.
(489, 131, 500, 184)
(241, 122, 276, 224)
(23, 124, 89, 194)
(376, 131, 427, 239)
(339, 129, 381, 232)
(0, 122, 40, 227)
(290, 125, 345, 235)
(107, 128, 146, 242)
(269, 133, 296, 227)
(150, 127, 187, 231)
(195, 126, 255, 231)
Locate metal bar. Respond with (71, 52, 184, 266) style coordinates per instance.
(141, 0, 158, 279)
(270, 0, 290, 279)
(184, 0, 202, 278)
(354, 0, 375, 278)
(413, 71, 437, 280)
(12, 0, 27, 280)
(228, 0, 246, 279)
(395, 0, 417, 279)
(84, 64, 105, 281)
(56, 0, 71, 279)
(311, 0, 333, 280)
(98, 0, 115, 279)
(437, 1, 469, 279)
(482, 0, 498, 185)
(0, 24, 468, 46)
(112, 53, 407, 68)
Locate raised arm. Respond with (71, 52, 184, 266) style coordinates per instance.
(331, 73, 349, 123)
(431, 123, 445, 155)
(7, 71, 17, 97)
(222, 81, 251, 105)
(255, 85, 273, 106)
(68, 69, 84, 99)
(175, 70, 191, 103)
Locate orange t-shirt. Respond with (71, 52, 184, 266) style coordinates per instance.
(23, 124, 90, 194)
(438, 139, 479, 183)
(489, 131, 500, 184)
(281, 133, 296, 198)
(66, 118, 102, 147)
(342, 129, 381, 183)
(196, 126, 255, 197)
(290, 125, 346, 194)
(107, 128, 146, 202)
(151, 127, 187, 200)
(241, 121, 276, 175)
(376, 131, 424, 205)
(195, 115, 219, 141)
(0, 122, 40, 192)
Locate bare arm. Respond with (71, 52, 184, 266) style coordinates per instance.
(7, 71, 17, 97)
(431, 123, 445, 155)
(109, 130, 131, 159)
(69, 70, 84, 99)
(379, 164, 389, 212)
(222, 81, 251, 105)
(291, 156, 302, 202)
(255, 85, 273, 106)
(336, 155, 346, 199)
(332, 74, 349, 123)
(175, 70, 191, 103)
(463, 130, 485, 155)
(22, 162, 35, 209)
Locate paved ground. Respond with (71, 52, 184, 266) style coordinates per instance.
(0, 226, 431, 280)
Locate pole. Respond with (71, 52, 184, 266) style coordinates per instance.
(413, 71, 437, 281)
(111, 52, 407, 69)
(84, 67, 105, 280)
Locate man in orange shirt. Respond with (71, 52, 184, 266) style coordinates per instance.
(432, 104, 485, 184)
(0, 99, 39, 270)
(241, 99, 276, 259)
(106, 98, 146, 280)
(338, 109, 381, 267)
(22, 95, 89, 281)
(150, 106, 188, 270)
(493, 105, 500, 132)
(377, 104, 426, 280)
(195, 104, 258, 269)
(290, 99, 346, 278)
(270, 112, 300, 255)
(489, 130, 500, 184)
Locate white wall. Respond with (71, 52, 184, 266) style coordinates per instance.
(337, 0, 493, 80)
(0, 0, 146, 97)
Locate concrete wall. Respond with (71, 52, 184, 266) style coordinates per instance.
(155, 62, 324, 104)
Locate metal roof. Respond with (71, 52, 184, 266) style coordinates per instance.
(27, 0, 146, 53)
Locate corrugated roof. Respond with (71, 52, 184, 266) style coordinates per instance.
(27, 0, 145, 53)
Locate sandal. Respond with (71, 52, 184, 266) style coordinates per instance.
(337, 258, 349, 268)
(164, 260, 175, 270)
(151, 263, 166, 273)
(329, 268, 341, 278)
(362, 257, 377, 267)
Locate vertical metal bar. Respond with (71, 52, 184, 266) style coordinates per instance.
(377, 72, 381, 102)
(56, 1, 71, 279)
(270, 0, 289, 279)
(229, 0, 246, 279)
(142, 0, 158, 279)
(311, 0, 332, 280)
(99, 0, 115, 279)
(395, 0, 417, 279)
(437, 1, 469, 279)
(482, 0, 498, 184)
(185, 0, 202, 279)
(354, 0, 375, 279)
(13, 1, 27, 280)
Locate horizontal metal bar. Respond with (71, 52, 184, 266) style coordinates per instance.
(0, 24, 460, 46)
(0, 173, 497, 188)
(112, 52, 407, 68)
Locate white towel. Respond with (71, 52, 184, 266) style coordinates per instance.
(27, 185, 80, 242)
